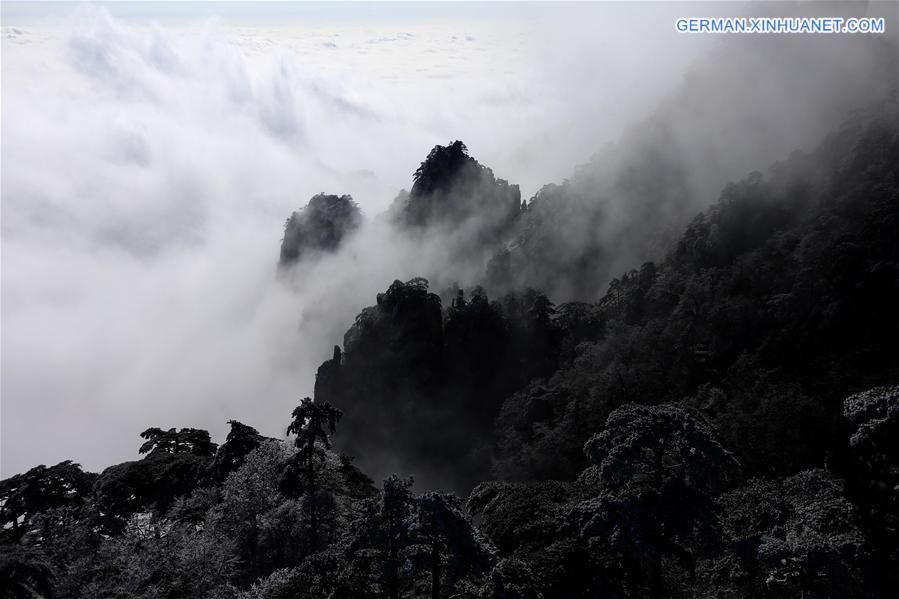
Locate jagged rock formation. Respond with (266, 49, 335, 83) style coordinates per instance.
(314, 278, 561, 491)
(279, 193, 361, 265)
(390, 141, 523, 244)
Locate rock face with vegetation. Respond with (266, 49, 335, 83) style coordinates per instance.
(314, 278, 560, 490)
(279, 193, 361, 265)
(3, 103, 898, 598)
(391, 140, 522, 234)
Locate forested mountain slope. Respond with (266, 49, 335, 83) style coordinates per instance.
(2, 104, 897, 599)
(316, 111, 899, 491)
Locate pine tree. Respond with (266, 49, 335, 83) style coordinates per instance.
(286, 397, 343, 553)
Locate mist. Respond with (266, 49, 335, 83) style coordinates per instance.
(2, 0, 895, 479)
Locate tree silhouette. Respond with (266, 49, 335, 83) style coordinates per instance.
(414, 492, 494, 599)
(209, 420, 265, 482)
(343, 475, 418, 599)
(0, 461, 95, 544)
(286, 397, 343, 553)
(138, 427, 217, 457)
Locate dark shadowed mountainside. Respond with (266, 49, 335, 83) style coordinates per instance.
(483, 22, 898, 301)
(312, 109, 899, 495)
(314, 279, 560, 491)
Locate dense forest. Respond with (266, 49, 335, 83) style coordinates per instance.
(3, 51, 899, 599)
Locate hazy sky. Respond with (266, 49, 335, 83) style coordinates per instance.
(2, 1, 892, 477)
